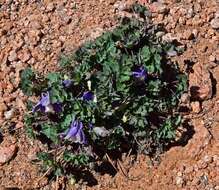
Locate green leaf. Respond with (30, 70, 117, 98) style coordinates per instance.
(157, 118, 175, 140)
(37, 152, 58, 171)
(176, 74, 188, 92)
(131, 3, 149, 18)
(24, 114, 37, 139)
(20, 67, 35, 96)
(54, 167, 63, 176)
(46, 73, 61, 85)
(41, 123, 59, 144)
(140, 46, 151, 63)
(63, 151, 89, 166)
(60, 114, 73, 130)
(50, 86, 68, 103)
(59, 55, 72, 67)
(37, 152, 51, 161)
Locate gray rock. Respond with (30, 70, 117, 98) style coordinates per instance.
(211, 18, 219, 29)
(156, 31, 165, 38)
(167, 50, 177, 57)
(4, 109, 15, 120)
(93, 127, 110, 137)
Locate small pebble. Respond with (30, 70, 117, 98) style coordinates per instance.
(180, 93, 190, 104)
(47, 3, 55, 12)
(191, 101, 201, 113)
(209, 55, 216, 62)
(8, 50, 18, 62)
(4, 109, 15, 120)
(167, 50, 177, 57)
(211, 18, 219, 29)
(203, 155, 213, 164)
(114, 1, 127, 11)
(192, 29, 198, 38)
(176, 176, 185, 187)
(184, 166, 194, 174)
(183, 30, 194, 40)
(0, 102, 7, 113)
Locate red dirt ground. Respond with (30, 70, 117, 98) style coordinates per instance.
(0, 0, 218, 189)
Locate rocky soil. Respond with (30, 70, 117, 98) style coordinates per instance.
(0, 0, 218, 189)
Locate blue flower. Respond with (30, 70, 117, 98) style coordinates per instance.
(132, 67, 147, 80)
(62, 79, 72, 88)
(82, 91, 94, 101)
(32, 92, 62, 113)
(52, 103, 62, 113)
(63, 120, 87, 144)
(88, 123, 93, 129)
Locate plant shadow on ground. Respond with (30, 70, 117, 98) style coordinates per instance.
(73, 125, 195, 187)
(166, 120, 195, 149)
(81, 122, 195, 187)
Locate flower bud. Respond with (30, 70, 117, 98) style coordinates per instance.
(87, 80, 91, 91)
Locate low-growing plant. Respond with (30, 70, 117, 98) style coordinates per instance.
(21, 4, 187, 180)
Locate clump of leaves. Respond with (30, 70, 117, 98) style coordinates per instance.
(21, 4, 187, 179)
(20, 67, 35, 96)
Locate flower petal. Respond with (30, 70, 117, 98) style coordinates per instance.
(82, 91, 94, 101)
(53, 103, 62, 113)
(65, 121, 80, 139)
(63, 120, 87, 144)
(76, 130, 87, 144)
(32, 103, 43, 112)
(40, 92, 50, 107)
(88, 123, 93, 129)
(132, 67, 147, 80)
(62, 80, 72, 88)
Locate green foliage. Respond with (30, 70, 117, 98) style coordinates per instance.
(59, 55, 72, 67)
(20, 67, 35, 96)
(21, 4, 187, 179)
(37, 152, 63, 176)
(41, 123, 59, 144)
(63, 151, 89, 166)
(24, 114, 36, 138)
(131, 3, 149, 17)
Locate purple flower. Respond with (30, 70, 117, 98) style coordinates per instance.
(32, 92, 62, 113)
(82, 91, 94, 101)
(63, 120, 87, 144)
(88, 123, 93, 130)
(132, 67, 147, 80)
(52, 103, 62, 113)
(62, 79, 72, 88)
